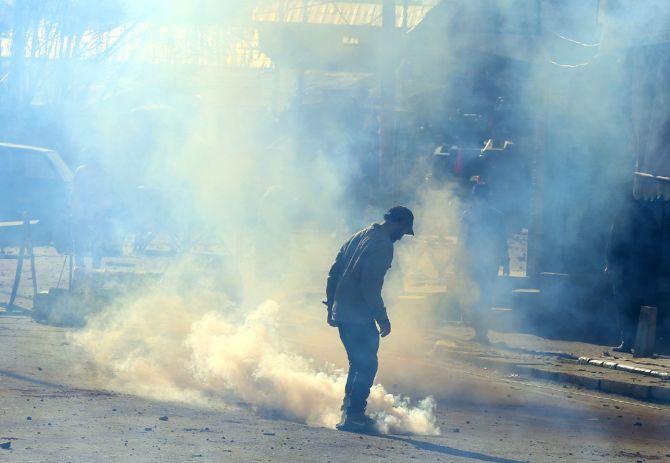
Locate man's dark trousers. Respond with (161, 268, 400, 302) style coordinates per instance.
(338, 322, 379, 414)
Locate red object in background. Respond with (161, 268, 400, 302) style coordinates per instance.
(454, 149, 463, 174)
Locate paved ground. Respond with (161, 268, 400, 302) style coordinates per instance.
(2, 247, 670, 461)
(2, 314, 670, 462)
(429, 324, 670, 402)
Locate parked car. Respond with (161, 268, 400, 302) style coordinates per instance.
(0, 143, 73, 250)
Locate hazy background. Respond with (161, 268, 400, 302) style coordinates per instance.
(2, 0, 670, 433)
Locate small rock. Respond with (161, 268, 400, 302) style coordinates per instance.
(158, 416, 168, 421)
(144, 427, 153, 431)
(263, 432, 275, 436)
(26, 417, 32, 421)
(634, 422, 642, 427)
(0, 442, 11, 450)
(452, 428, 460, 433)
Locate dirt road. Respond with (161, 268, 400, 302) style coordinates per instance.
(2, 314, 669, 463)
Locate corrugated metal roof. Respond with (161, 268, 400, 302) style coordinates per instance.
(253, 1, 437, 29)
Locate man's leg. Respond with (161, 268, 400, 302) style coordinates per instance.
(613, 284, 637, 352)
(471, 272, 495, 343)
(337, 322, 379, 428)
(338, 325, 356, 415)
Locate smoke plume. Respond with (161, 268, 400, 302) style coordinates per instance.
(71, 263, 440, 435)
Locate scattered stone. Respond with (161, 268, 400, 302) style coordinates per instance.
(263, 432, 275, 436)
(452, 428, 460, 433)
(158, 416, 168, 421)
(0, 442, 11, 450)
(634, 422, 642, 427)
(144, 427, 153, 431)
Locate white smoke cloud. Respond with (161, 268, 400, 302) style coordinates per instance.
(58, 0, 444, 437)
(70, 268, 439, 436)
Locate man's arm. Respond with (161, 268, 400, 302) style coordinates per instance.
(325, 245, 345, 308)
(359, 245, 393, 324)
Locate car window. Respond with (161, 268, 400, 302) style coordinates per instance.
(0, 153, 21, 177)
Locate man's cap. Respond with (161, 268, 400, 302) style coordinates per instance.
(384, 205, 414, 235)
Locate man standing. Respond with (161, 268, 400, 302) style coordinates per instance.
(606, 196, 661, 353)
(460, 181, 509, 344)
(325, 206, 414, 433)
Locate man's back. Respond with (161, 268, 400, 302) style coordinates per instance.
(327, 224, 393, 325)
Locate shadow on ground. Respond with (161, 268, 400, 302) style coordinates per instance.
(382, 435, 527, 463)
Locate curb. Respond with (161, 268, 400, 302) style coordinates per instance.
(577, 356, 670, 381)
(453, 351, 670, 404)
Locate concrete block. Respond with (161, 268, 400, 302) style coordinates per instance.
(599, 379, 650, 400)
(558, 372, 600, 390)
(650, 386, 670, 402)
(31, 291, 51, 321)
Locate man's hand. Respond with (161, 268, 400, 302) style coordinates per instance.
(327, 310, 338, 327)
(377, 318, 391, 337)
(323, 300, 338, 327)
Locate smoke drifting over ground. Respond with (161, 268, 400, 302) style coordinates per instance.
(71, 263, 439, 435)
(38, 0, 670, 439)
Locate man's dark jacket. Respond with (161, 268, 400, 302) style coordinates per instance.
(326, 224, 393, 324)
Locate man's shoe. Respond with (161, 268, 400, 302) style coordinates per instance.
(336, 413, 378, 434)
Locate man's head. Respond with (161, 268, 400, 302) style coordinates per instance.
(383, 206, 415, 242)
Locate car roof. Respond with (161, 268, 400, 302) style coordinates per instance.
(0, 142, 57, 154)
(0, 142, 74, 181)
